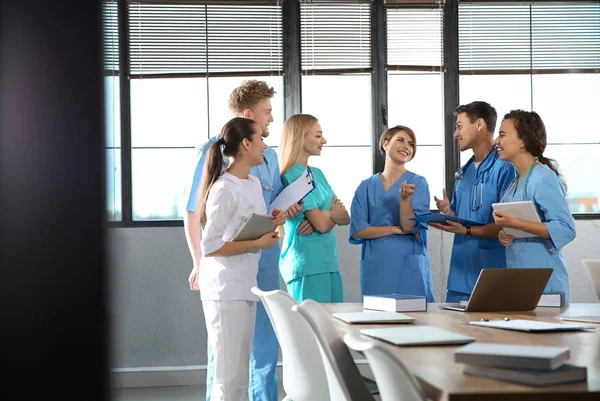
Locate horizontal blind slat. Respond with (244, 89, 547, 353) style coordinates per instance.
(127, 2, 282, 75)
(301, 1, 372, 71)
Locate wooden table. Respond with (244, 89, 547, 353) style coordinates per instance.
(324, 303, 600, 401)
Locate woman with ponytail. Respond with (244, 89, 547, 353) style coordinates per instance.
(493, 110, 576, 302)
(196, 117, 286, 400)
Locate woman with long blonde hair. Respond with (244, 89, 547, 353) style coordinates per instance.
(278, 114, 349, 303)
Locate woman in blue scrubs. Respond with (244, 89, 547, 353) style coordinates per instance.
(493, 110, 576, 303)
(349, 125, 434, 302)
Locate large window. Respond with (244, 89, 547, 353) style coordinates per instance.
(126, 1, 283, 221)
(300, 0, 373, 209)
(458, 1, 600, 213)
(386, 3, 445, 208)
(103, 1, 600, 223)
(103, 1, 121, 221)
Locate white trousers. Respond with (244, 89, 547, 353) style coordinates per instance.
(202, 300, 257, 401)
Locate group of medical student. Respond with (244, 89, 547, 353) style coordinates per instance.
(182, 79, 576, 401)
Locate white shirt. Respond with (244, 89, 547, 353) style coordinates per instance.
(199, 172, 267, 301)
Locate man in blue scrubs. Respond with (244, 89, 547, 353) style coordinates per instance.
(430, 101, 517, 302)
(183, 80, 301, 401)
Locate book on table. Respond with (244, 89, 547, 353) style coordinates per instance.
(362, 293, 427, 312)
(463, 363, 587, 386)
(537, 291, 566, 307)
(454, 342, 570, 371)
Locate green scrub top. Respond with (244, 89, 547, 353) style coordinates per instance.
(279, 162, 339, 283)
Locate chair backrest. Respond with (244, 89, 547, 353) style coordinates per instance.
(291, 299, 376, 401)
(250, 287, 329, 401)
(343, 329, 427, 401)
(583, 259, 600, 300)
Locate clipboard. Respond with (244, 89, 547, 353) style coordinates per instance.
(270, 166, 316, 211)
(492, 201, 541, 238)
(231, 213, 276, 253)
(410, 212, 484, 226)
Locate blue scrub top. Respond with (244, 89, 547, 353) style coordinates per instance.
(279, 163, 339, 283)
(183, 135, 284, 271)
(447, 146, 517, 294)
(501, 163, 576, 302)
(349, 171, 435, 302)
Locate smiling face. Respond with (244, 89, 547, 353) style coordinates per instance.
(246, 98, 274, 138)
(495, 118, 525, 161)
(383, 130, 415, 164)
(302, 122, 326, 157)
(454, 112, 482, 152)
(242, 123, 267, 165)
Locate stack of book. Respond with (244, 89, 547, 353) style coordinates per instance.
(362, 294, 427, 312)
(454, 343, 587, 386)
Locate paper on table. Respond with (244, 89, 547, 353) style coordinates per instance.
(465, 319, 596, 332)
(270, 166, 316, 212)
(492, 201, 541, 238)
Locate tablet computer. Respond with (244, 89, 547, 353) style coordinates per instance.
(410, 212, 484, 226)
(492, 201, 541, 238)
(231, 213, 276, 242)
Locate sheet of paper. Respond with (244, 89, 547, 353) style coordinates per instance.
(466, 319, 596, 332)
(270, 167, 315, 212)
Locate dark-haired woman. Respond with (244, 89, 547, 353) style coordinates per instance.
(493, 110, 576, 303)
(196, 117, 286, 400)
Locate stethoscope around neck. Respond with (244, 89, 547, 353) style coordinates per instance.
(454, 156, 492, 211)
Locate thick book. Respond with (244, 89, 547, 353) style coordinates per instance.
(362, 294, 427, 312)
(454, 342, 570, 371)
(463, 363, 587, 386)
(537, 291, 565, 307)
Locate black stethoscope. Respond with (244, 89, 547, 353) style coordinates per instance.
(256, 157, 274, 192)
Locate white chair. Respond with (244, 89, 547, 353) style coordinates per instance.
(343, 329, 428, 401)
(250, 287, 330, 401)
(291, 299, 377, 401)
(583, 259, 600, 300)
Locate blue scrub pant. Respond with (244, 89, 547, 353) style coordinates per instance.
(286, 272, 344, 303)
(445, 289, 471, 303)
(206, 267, 280, 401)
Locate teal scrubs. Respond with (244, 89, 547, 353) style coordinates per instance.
(446, 146, 517, 302)
(349, 172, 434, 302)
(279, 163, 344, 303)
(501, 163, 576, 303)
(184, 136, 281, 401)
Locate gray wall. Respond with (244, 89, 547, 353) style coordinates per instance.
(108, 220, 600, 369)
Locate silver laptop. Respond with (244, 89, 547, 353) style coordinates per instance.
(561, 260, 600, 324)
(440, 268, 552, 312)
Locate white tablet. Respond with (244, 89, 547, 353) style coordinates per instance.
(231, 213, 276, 242)
(492, 201, 541, 238)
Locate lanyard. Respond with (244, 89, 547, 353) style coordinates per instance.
(501, 157, 539, 202)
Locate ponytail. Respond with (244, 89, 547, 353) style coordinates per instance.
(196, 141, 225, 227)
(538, 155, 567, 192)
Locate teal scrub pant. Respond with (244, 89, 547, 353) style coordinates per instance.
(286, 272, 344, 303)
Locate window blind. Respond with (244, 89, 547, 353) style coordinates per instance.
(103, 0, 119, 73)
(300, 0, 372, 73)
(459, 1, 600, 74)
(127, 1, 283, 77)
(386, 4, 445, 71)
